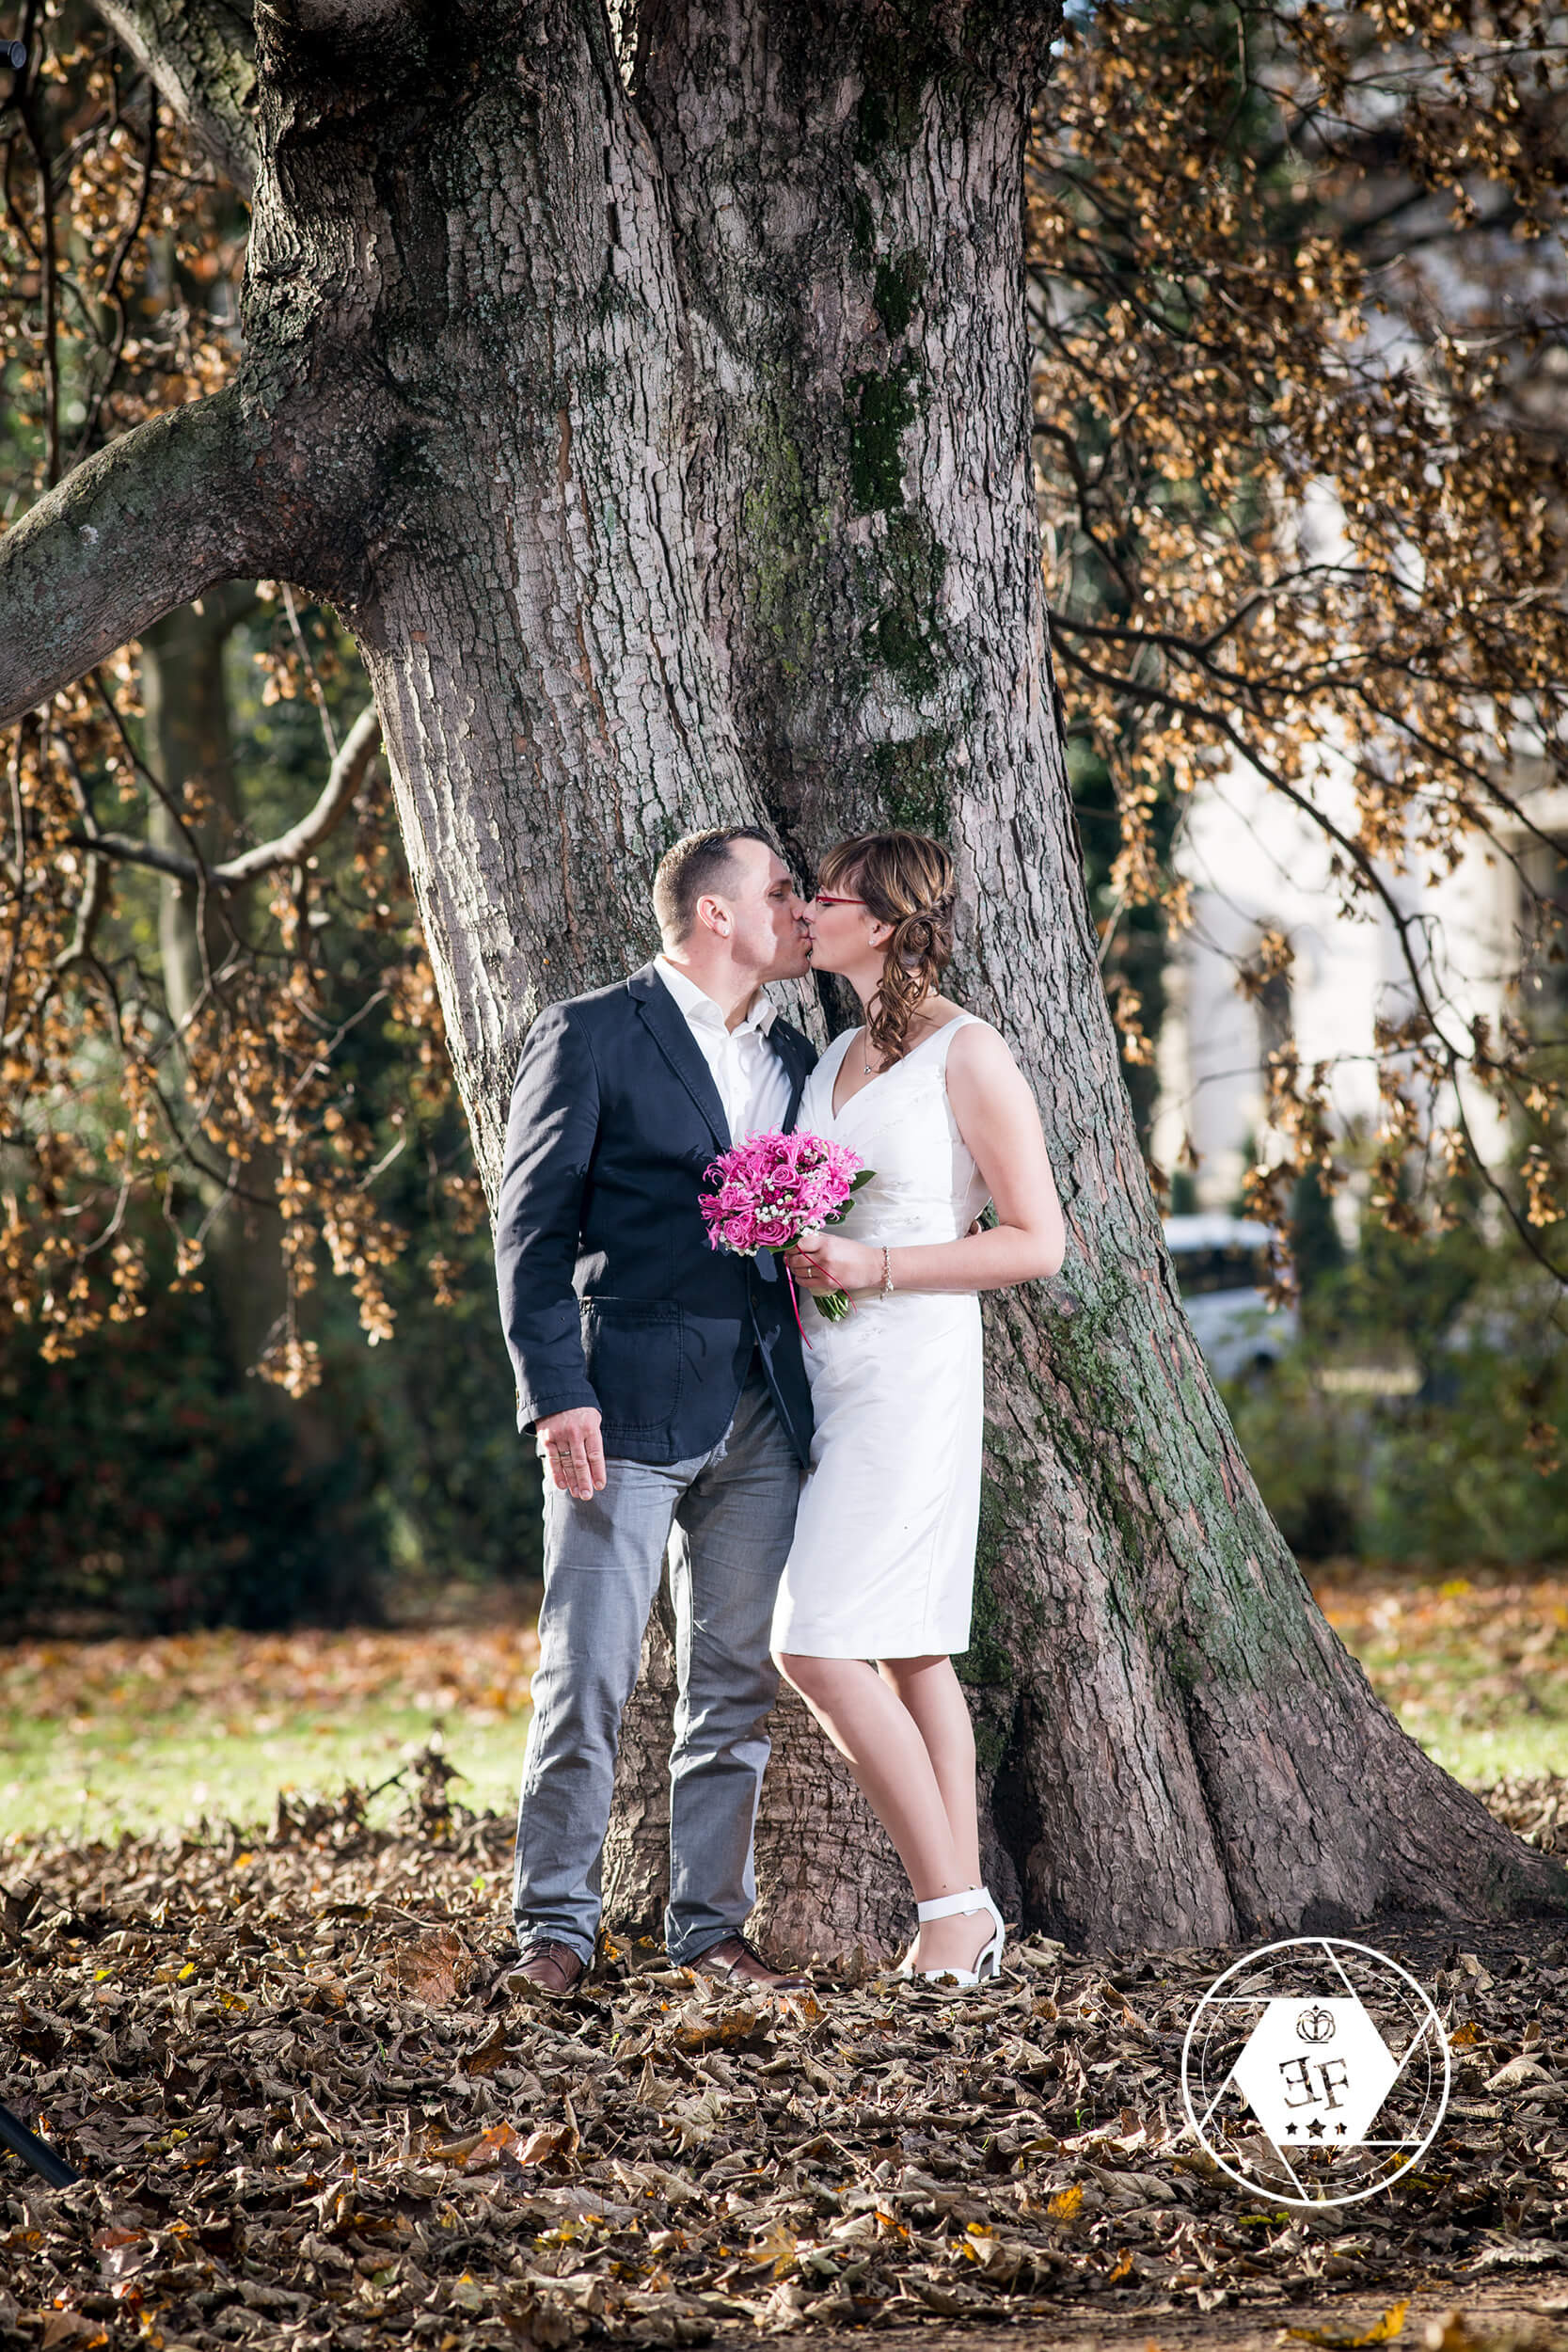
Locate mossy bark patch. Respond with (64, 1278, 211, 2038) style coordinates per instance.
(869, 735, 953, 836)
(847, 365, 921, 515)
(874, 251, 927, 339)
(858, 507, 947, 700)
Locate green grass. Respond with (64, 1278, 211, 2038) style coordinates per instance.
(0, 1700, 530, 1845)
(1314, 1565, 1568, 1789)
(0, 1624, 538, 1843)
(5, 1570, 1568, 1851)
(1415, 1719, 1568, 1785)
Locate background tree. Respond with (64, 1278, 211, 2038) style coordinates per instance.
(1031, 0, 1568, 1293)
(5, 0, 1567, 1954)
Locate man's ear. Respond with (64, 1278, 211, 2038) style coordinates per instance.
(696, 893, 732, 938)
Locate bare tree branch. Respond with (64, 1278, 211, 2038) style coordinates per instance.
(0, 386, 277, 726)
(88, 0, 258, 199)
(220, 699, 379, 881)
(70, 699, 382, 887)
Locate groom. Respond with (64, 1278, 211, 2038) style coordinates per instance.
(496, 827, 818, 1994)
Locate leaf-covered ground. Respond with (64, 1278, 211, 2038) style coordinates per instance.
(7, 1766, 1568, 2352)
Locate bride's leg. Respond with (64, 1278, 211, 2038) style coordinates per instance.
(774, 1651, 994, 1977)
(879, 1656, 981, 1889)
(775, 1653, 963, 1890)
(879, 1653, 992, 1975)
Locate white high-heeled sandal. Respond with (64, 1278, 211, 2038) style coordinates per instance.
(898, 1886, 1005, 1987)
(895, 1885, 1006, 1978)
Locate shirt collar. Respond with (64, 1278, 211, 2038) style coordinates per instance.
(654, 956, 778, 1037)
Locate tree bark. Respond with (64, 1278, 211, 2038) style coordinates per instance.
(7, 0, 1564, 1958)
(0, 388, 277, 721)
(142, 592, 248, 1028)
(610, 0, 1568, 1958)
(89, 0, 259, 197)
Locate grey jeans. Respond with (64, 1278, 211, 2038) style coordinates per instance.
(512, 1368, 800, 1965)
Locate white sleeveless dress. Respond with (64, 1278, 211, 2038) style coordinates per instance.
(770, 1014, 992, 1661)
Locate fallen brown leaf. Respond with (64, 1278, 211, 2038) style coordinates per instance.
(384, 1922, 473, 2003)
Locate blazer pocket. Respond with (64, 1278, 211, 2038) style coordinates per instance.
(579, 1298, 683, 1433)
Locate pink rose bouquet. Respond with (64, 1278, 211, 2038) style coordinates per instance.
(700, 1129, 872, 1328)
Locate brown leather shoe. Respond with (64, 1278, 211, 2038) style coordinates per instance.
(507, 1939, 585, 1995)
(688, 1932, 810, 1993)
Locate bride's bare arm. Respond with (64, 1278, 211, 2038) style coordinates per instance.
(784, 1022, 1066, 1296)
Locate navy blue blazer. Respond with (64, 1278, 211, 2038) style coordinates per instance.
(495, 962, 818, 1466)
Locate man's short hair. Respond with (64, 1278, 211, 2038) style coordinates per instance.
(653, 824, 780, 942)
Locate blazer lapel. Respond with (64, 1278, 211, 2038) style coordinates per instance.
(629, 964, 731, 1153)
(774, 1022, 816, 1132)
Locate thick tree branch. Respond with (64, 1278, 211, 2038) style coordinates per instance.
(252, 0, 409, 44)
(0, 387, 276, 727)
(89, 0, 259, 198)
(70, 699, 382, 887)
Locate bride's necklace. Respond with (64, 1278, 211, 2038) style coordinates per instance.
(861, 1021, 931, 1077)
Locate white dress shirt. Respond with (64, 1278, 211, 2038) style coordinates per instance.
(654, 956, 793, 1144)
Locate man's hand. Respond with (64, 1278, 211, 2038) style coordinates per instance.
(536, 1406, 606, 1501)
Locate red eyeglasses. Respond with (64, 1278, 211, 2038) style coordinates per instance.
(814, 892, 865, 907)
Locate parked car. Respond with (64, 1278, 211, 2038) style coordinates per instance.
(1162, 1213, 1298, 1380)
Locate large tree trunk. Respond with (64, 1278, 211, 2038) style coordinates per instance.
(608, 1, 1568, 1960)
(6, 0, 1563, 1956)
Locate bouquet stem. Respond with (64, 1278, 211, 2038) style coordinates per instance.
(781, 1266, 852, 1348)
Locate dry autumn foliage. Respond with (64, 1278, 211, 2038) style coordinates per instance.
(0, 6, 482, 1392)
(2, 1758, 1568, 2344)
(1031, 0, 1568, 1289)
(0, 1624, 543, 1731)
(7, 0, 1568, 1378)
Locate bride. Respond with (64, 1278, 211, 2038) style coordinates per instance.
(772, 830, 1065, 1987)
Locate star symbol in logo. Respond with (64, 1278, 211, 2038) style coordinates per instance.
(1307, 2119, 1325, 2138)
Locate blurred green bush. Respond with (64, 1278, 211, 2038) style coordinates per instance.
(1225, 1187, 1568, 1566)
(0, 1225, 541, 1635)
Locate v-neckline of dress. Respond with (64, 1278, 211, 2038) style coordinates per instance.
(828, 1016, 965, 1124)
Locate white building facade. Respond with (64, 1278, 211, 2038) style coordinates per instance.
(1148, 755, 1553, 1219)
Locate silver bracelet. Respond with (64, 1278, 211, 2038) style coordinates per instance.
(880, 1246, 895, 1298)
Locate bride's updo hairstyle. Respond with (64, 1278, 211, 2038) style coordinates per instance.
(817, 830, 957, 1066)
